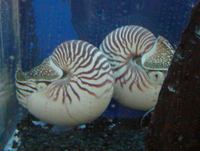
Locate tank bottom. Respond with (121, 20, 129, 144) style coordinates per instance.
(5, 114, 147, 151)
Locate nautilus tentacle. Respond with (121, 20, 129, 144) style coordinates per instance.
(99, 25, 174, 110)
(15, 40, 114, 126)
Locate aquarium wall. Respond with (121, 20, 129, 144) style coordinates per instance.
(0, 0, 21, 148)
(70, 0, 198, 46)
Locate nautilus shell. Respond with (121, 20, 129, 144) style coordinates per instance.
(99, 25, 174, 111)
(15, 40, 114, 126)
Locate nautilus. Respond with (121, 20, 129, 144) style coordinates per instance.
(15, 40, 114, 126)
(99, 25, 174, 111)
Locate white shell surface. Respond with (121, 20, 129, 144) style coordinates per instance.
(113, 74, 161, 110)
(112, 62, 162, 110)
(100, 25, 174, 111)
(27, 85, 112, 126)
(15, 40, 114, 126)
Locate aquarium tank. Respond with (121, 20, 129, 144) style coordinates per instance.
(0, 0, 199, 150)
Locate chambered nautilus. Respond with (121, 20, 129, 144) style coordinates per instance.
(99, 25, 174, 111)
(15, 40, 114, 126)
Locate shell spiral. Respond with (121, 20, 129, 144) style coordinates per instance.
(15, 40, 114, 126)
(99, 25, 174, 110)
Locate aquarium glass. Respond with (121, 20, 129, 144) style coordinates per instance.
(0, 0, 199, 150)
(0, 0, 21, 149)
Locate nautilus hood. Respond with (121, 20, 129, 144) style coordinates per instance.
(15, 57, 63, 82)
(141, 36, 175, 71)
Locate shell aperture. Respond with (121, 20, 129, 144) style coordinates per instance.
(99, 25, 174, 110)
(15, 40, 114, 126)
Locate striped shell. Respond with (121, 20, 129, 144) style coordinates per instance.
(99, 25, 174, 110)
(15, 40, 114, 126)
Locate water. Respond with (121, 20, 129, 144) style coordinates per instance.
(0, 0, 198, 150)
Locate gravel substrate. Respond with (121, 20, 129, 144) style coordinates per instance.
(12, 114, 147, 151)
